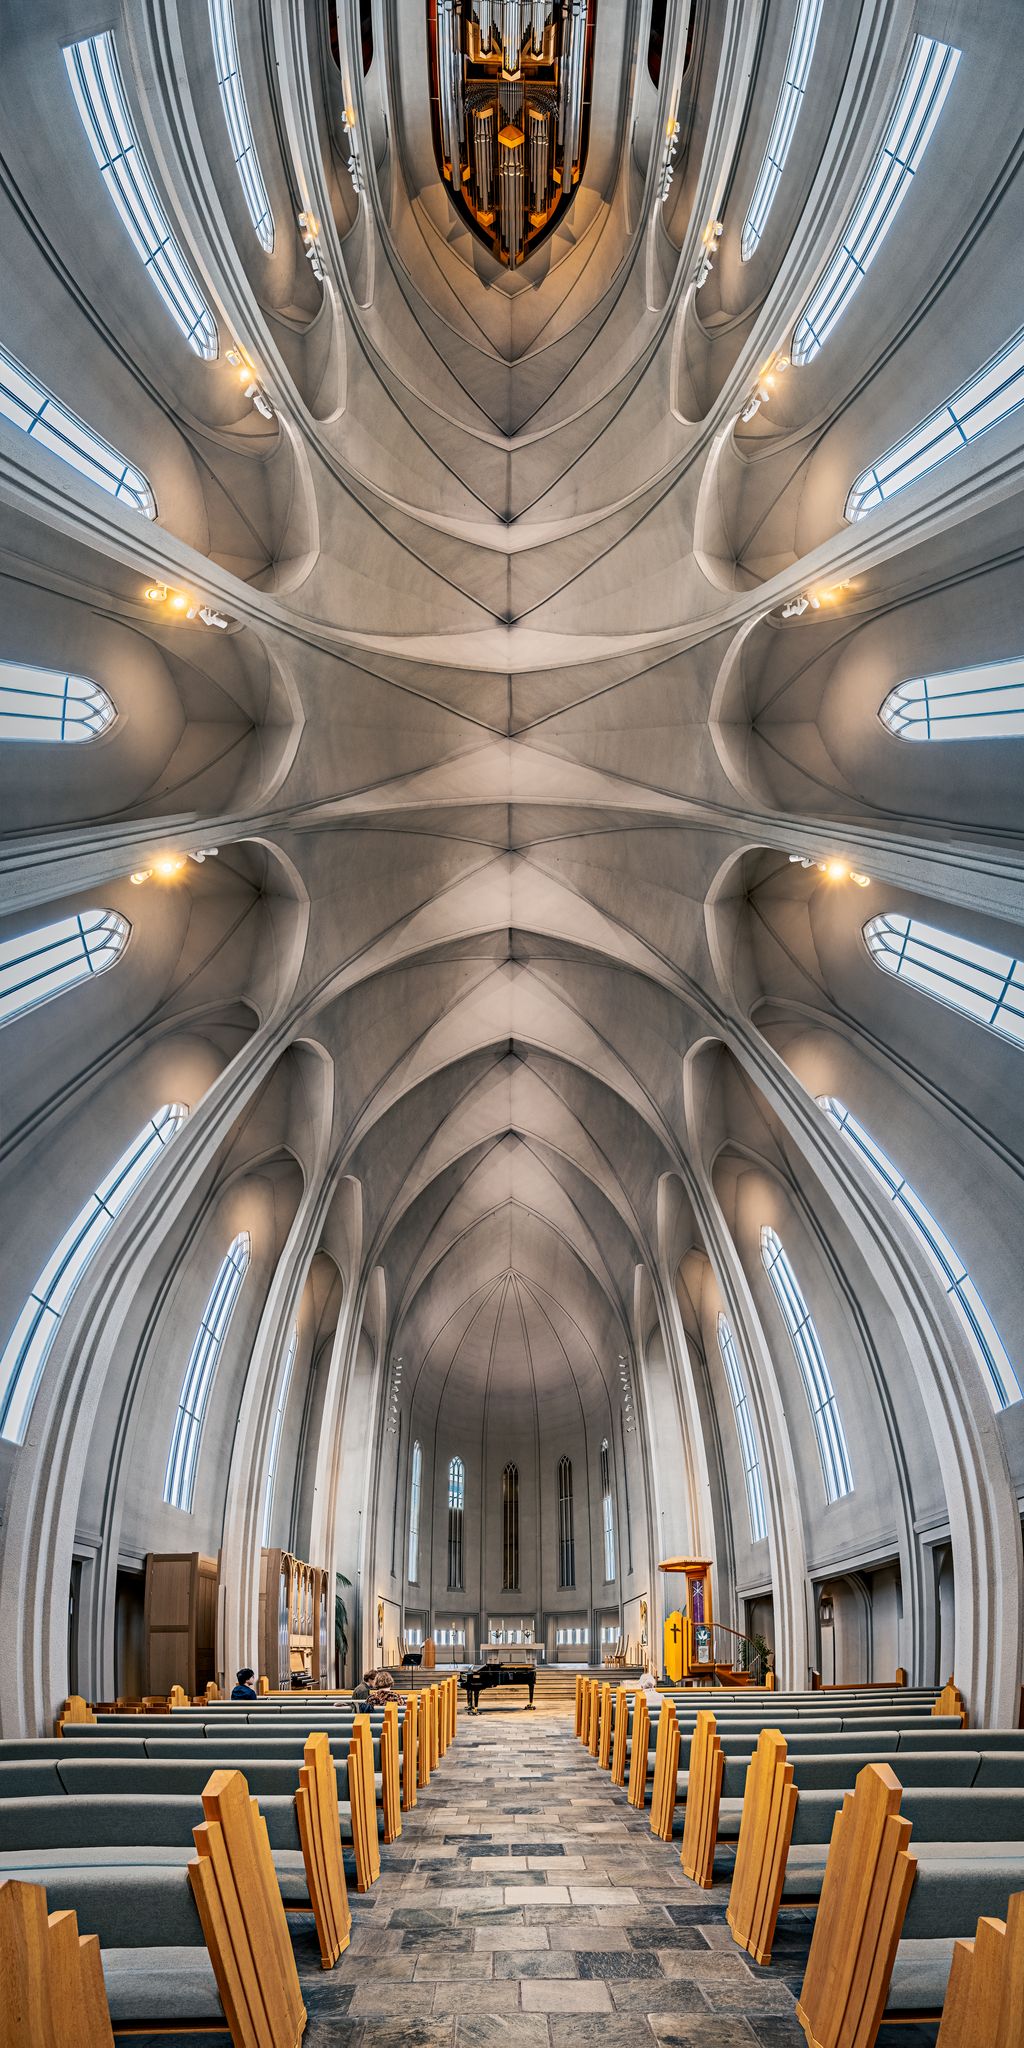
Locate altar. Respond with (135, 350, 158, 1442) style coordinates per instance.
(482, 1643, 544, 1666)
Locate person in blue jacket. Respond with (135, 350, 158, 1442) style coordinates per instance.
(231, 1666, 257, 1700)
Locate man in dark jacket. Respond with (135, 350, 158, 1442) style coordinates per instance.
(230, 1667, 257, 1700)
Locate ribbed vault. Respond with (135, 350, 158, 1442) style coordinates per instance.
(0, 0, 1023, 1733)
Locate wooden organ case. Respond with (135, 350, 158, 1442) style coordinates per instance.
(429, 1, 596, 267)
(259, 1549, 331, 1689)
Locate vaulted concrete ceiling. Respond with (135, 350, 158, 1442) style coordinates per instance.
(2, 0, 1024, 1727)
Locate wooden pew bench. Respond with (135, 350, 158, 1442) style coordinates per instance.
(0, 1735, 382, 1896)
(0, 1770, 308, 2045)
(794, 1764, 1024, 2048)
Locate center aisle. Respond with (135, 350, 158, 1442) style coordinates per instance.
(297, 1702, 823, 2047)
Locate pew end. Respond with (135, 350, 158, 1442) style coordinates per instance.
(0, 1877, 115, 2046)
(188, 1767, 307, 2046)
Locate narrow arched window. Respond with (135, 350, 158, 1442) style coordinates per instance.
(847, 325, 1024, 520)
(164, 1231, 250, 1510)
(447, 1455, 465, 1591)
(646, 0, 667, 84)
(741, 0, 823, 260)
(502, 1462, 519, 1591)
(600, 1438, 615, 1581)
(64, 33, 218, 359)
(865, 912, 1024, 1049)
(0, 661, 115, 744)
(261, 1322, 298, 1544)
(360, 0, 374, 73)
(760, 1226, 853, 1502)
(792, 36, 959, 365)
(717, 1312, 768, 1542)
(408, 1440, 422, 1582)
(819, 1096, 1022, 1410)
(0, 1103, 187, 1444)
(0, 346, 155, 517)
(880, 657, 1024, 741)
(557, 1455, 575, 1588)
(0, 909, 129, 1030)
(208, 0, 275, 251)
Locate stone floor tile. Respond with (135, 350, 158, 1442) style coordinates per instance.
(455, 2020, 551, 2048)
(575, 1949, 664, 1979)
(433, 1983, 521, 2015)
(414, 1955, 496, 1980)
(493, 1951, 580, 1978)
(646, 2020, 759, 2046)
(473, 1926, 550, 1951)
(506, 1885, 571, 1906)
(520, 1980, 613, 2013)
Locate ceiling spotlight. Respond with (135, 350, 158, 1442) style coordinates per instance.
(144, 583, 167, 604)
(130, 869, 151, 885)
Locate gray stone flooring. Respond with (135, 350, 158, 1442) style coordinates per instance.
(289, 1704, 938, 2048)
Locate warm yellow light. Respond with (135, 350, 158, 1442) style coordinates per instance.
(169, 593, 189, 613)
(154, 854, 187, 880)
(130, 869, 151, 886)
(825, 861, 849, 881)
(144, 584, 166, 603)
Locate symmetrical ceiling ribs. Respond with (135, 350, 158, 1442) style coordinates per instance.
(0, 0, 1023, 1732)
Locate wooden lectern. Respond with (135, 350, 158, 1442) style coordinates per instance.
(659, 1557, 714, 1681)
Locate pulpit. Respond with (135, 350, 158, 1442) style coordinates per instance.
(659, 1557, 714, 1680)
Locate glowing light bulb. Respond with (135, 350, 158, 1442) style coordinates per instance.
(852, 872, 871, 888)
(154, 854, 187, 880)
(144, 584, 167, 603)
(130, 869, 151, 885)
(825, 860, 849, 882)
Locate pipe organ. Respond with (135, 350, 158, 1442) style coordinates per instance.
(430, 1, 595, 267)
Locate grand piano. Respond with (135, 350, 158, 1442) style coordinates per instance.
(460, 1662, 537, 1712)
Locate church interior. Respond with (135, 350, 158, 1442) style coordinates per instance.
(1, 0, 1024, 2041)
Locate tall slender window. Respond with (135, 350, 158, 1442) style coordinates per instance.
(64, 33, 218, 359)
(261, 1323, 298, 1545)
(741, 0, 823, 260)
(408, 1440, 422, 1582)
(717, 1312, 769, 1542)
(0, 909, 129, 1030)
(880, 657, 1024, 741)
(820, 1096, 1022, 1410)
(0, 1103, 187, 1444)
(760, 1226, 853, 1503)
(208, 0, 275, 251)
(164, 1232, 250, 1510)
(502, 1462, 520, 1590)
(0, 661, 115, 744)
(865, 912, 1024, 1049)
(557, 1455, 576, 1589)
(600, 1438, 615, 1581)
(447, 1455, 464, 1591)
(847, 325, 1024, 520)
(0, 346, 155, 517)
(792, 37, 959, 365)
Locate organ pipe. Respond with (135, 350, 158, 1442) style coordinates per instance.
(429, 1, 593, 266)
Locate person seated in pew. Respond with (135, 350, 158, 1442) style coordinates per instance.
(368, 1668, 395, 1707)
(229, 1666, 257, 1701)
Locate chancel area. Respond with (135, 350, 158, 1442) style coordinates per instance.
(1, 0, 1024, 2042)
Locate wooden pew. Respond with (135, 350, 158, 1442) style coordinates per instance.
(934, 1678, 969, 1726)
(936, 1889, 1024, 2047)
(54, 1697, 95, 1737)
(795, 1764, 1024, 2048)
(0, 1769, 308, 2044)
(0, 1877, 115, 2046)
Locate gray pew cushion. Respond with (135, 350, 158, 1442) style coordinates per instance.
(902, 1856, 1024, 1938)
(0, 1762, 63, 1798)
(902, 1789, 1024, 1840)
(886, 1939, 956, 2012)
(102, 1947, 223, 2024)
(0, 1861, 206, 1947)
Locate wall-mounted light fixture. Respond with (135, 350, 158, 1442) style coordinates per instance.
(788, 854, 870, 887)
(741, 352, 790, 423)
(780, 579, 854, 619)
(298, 212, 325, 279)
(226, 346, 275, 420)
(386, 1354, 404, 1433)
(130, 848, 220, 886)
(142, 583, 230, 629)
(695, 218, 723, 288)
